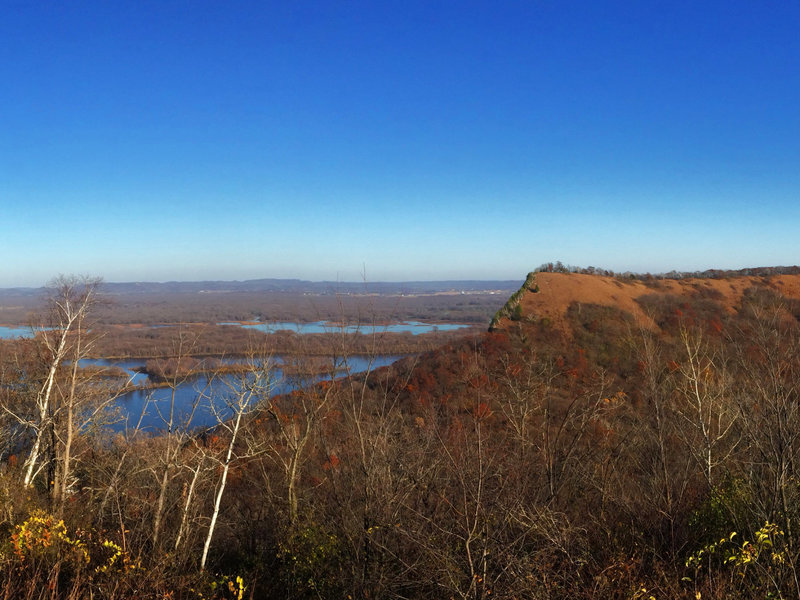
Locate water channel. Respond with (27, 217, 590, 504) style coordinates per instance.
(219, 320, 472, 335)
(1, 320, 455, 433)
(81, 355, 404, 433)
(0, 325, 38, 339)
(0, 320, 472, 340)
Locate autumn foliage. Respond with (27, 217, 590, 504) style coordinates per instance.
(2, 270, 800, 598)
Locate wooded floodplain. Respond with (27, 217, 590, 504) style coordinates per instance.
(3, 270, 800, 599)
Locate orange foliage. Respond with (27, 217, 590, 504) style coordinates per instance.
(474, 401, 493, 420)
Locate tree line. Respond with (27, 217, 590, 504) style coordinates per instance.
(536, 261, 800, 281)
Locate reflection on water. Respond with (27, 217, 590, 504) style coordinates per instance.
(81, 355, 403, 432)
(78, 358, 150, 386)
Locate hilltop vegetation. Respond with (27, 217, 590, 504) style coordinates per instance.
(2, 268, 800, 598)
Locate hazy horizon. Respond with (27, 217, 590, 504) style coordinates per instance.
(0, 275, 526, 290)
(3, 2, 799, 287)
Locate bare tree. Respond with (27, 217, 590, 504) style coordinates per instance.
(734, 305, 800, 565)
(19, 276, 101, 489)
(265, 356, 334, 526)
(200, 354, 273, 570)
(673, 326, 738, 490)
(150, 327, 207, 550)
(623, 327, 693, 558)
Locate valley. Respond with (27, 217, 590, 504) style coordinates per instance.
(2, 267, 800, 598)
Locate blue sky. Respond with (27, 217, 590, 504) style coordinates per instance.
(1, 1, 798, 286)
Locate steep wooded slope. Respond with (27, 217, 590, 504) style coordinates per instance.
(356, 269, 800, 598)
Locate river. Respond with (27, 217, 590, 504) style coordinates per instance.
(218, 320, 471, 335)
(81, 354, 404, 432)
(0, 320, 472, 340)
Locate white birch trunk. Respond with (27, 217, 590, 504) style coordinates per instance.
(201, 405, 244, 570)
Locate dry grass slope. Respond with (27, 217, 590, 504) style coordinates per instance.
(497, 272, 800, 333)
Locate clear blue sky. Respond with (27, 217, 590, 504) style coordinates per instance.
(2, 1, 798, 286)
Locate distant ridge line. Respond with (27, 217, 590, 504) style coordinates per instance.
(0, 278, 524, 296)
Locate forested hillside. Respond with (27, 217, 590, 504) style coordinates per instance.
(2, 270, 800, 598)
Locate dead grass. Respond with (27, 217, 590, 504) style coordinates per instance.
(510, 272, 800, 333)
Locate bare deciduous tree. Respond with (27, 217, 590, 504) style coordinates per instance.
(19, 276, 101, 489)
(673, 326, 738, 490)
(200, 353, 273, 570)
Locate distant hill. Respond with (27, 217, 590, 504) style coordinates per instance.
(0, 278, 521, 325)
(0, 278, 522, 297)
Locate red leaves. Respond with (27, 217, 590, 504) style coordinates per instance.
(708, 317, 724, 334)
(474, 401, 493, 420)
(322, 453, 340, 471)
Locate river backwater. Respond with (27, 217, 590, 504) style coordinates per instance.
(0, 320, 472, 339)
(2, 319, 455, 433)
(218, 320, 471, 335)
(80, 355, 404, 432)
(0, 325, 40, 338)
